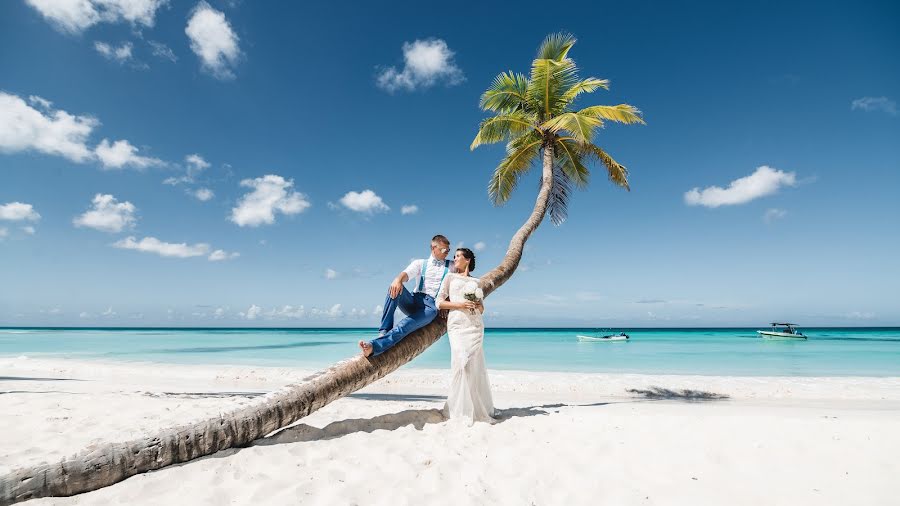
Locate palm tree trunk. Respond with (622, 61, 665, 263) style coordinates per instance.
(480, 142, 554, 297)
(0, 144, 556, 505)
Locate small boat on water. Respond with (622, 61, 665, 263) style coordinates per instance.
(577, 332, 630, 342)
(757, 323, 806, 340)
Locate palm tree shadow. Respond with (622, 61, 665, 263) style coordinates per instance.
(258, 399, 619, 447)
(258, 408, 449, 446)
(626, 387, 729, 402)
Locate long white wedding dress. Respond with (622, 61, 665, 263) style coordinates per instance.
(436, 273, 496, 425)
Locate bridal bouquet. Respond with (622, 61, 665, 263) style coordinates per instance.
(463, 282, 484, 314)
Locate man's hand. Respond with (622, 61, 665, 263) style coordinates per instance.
(389, 278, 404, 299)
(439, 309, 449, 320)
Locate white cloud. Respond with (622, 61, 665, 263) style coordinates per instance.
(208, 249, 239, 261)
(194, 188, 214, 201)
(851, 96, 897, 116)
(22, 226, 36, 235)
(25, 0, 167, 34)
(473, 241, 486, 252)
(185, 153, 210, 171)
(338, 190, 389, 214)
(94, 41, 133, 63)
(243, 304, 262, 320)
(213, 307, 226, 319)
(0, 227, 7, 239)
(0, 202, 41, 222)
(684, 166, 797, 208)
(401, 204, 419, 215)
(270, 305, 306, 319)
(101, 306, 116, 317)
(79, 311, 90, 319)
(325, 268, 338, 280)
(186, 2, 241, 79)
(164, 154, 209, 186)
(95, 138, 163, 169)
(763, 208, 787, 223)
(0, 92, 97, 162)
(230, 174, 310, 227)
(113, 236, 209, 258)
(374, 305, 383, 315)
(1, 92, 163, 169)
(148, 40, 177, 62)
(73, 194, 136, 233)
(28, 95, 52, 109)
(324, 304, 343, 318)
(377, 39, 464, 92)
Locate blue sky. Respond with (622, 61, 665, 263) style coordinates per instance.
(1, 0, 898, 327)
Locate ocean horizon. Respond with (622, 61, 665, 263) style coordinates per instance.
(3, 326, 898, 377)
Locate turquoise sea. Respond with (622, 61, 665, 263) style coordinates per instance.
(1, 327, 899, 377)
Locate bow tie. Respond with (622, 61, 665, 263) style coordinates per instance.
(431, 259, 443, 267)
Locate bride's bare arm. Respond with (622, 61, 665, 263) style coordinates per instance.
(437, 299, 477, 311)
(435, 275, 479, 312)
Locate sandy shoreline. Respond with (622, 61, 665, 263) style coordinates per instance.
(2, 356, 899, 505)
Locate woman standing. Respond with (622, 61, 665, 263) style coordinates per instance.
(436, 248, 496, 424)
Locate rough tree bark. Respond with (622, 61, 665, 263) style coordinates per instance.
(0, 146, 555, 505)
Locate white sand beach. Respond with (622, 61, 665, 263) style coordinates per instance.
(2, 356, 899, 505)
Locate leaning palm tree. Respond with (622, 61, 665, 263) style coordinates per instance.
(473, 32, 644, 295)
(0, 33, 642, 504)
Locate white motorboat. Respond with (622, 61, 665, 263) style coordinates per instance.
(577, 333, 629, 342)
(757, 323, 806, 340)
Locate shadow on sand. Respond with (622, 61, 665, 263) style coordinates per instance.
(626, 386, 730, 401)
(169, 386, 730, 467)
(253, 386, 729, 446)
(258, 399, 620, 447)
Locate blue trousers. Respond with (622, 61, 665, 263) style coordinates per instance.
(370, 287, 437, 356)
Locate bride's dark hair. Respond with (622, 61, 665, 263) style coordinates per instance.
(457, 248, 475, 272)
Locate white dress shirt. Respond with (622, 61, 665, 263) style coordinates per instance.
(403, 255, 457, 297)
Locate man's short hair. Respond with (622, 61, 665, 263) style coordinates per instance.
(432, 234, 449, 246)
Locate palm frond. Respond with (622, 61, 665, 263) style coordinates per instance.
(554, 138, 590, 189)
(559, 78, 609, 106)
(471, 111, 538, 150)
(546, 163, 573, 225)
(479, 71, 529, 112)
(578, 104, 645, 125)
(537, 32, 577, 61)
(540, 112, 603, 144)
(583, 143, 630, 190)
(527, 57, 580, 120)
(488, 135, 543, 205)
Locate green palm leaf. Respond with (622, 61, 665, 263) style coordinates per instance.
(488, 134, 542, 205)
(554, 138, 591, 189)
(583, 143, 630, 190)
(578, 104, 645, 125)
(537, 32, 577, 60)
(471, 111, 539, 150)
(547, 163, 573, 225)
(541, 112, 603, 144)
(479, 71, 529, 112)
(559, 78, 610, 106)
(528, 58, 580, 120)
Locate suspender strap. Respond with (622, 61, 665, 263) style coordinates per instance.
(418, 259, 450, 297)
(417, 259, 427, 292)
(437, 260, 449, 297)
